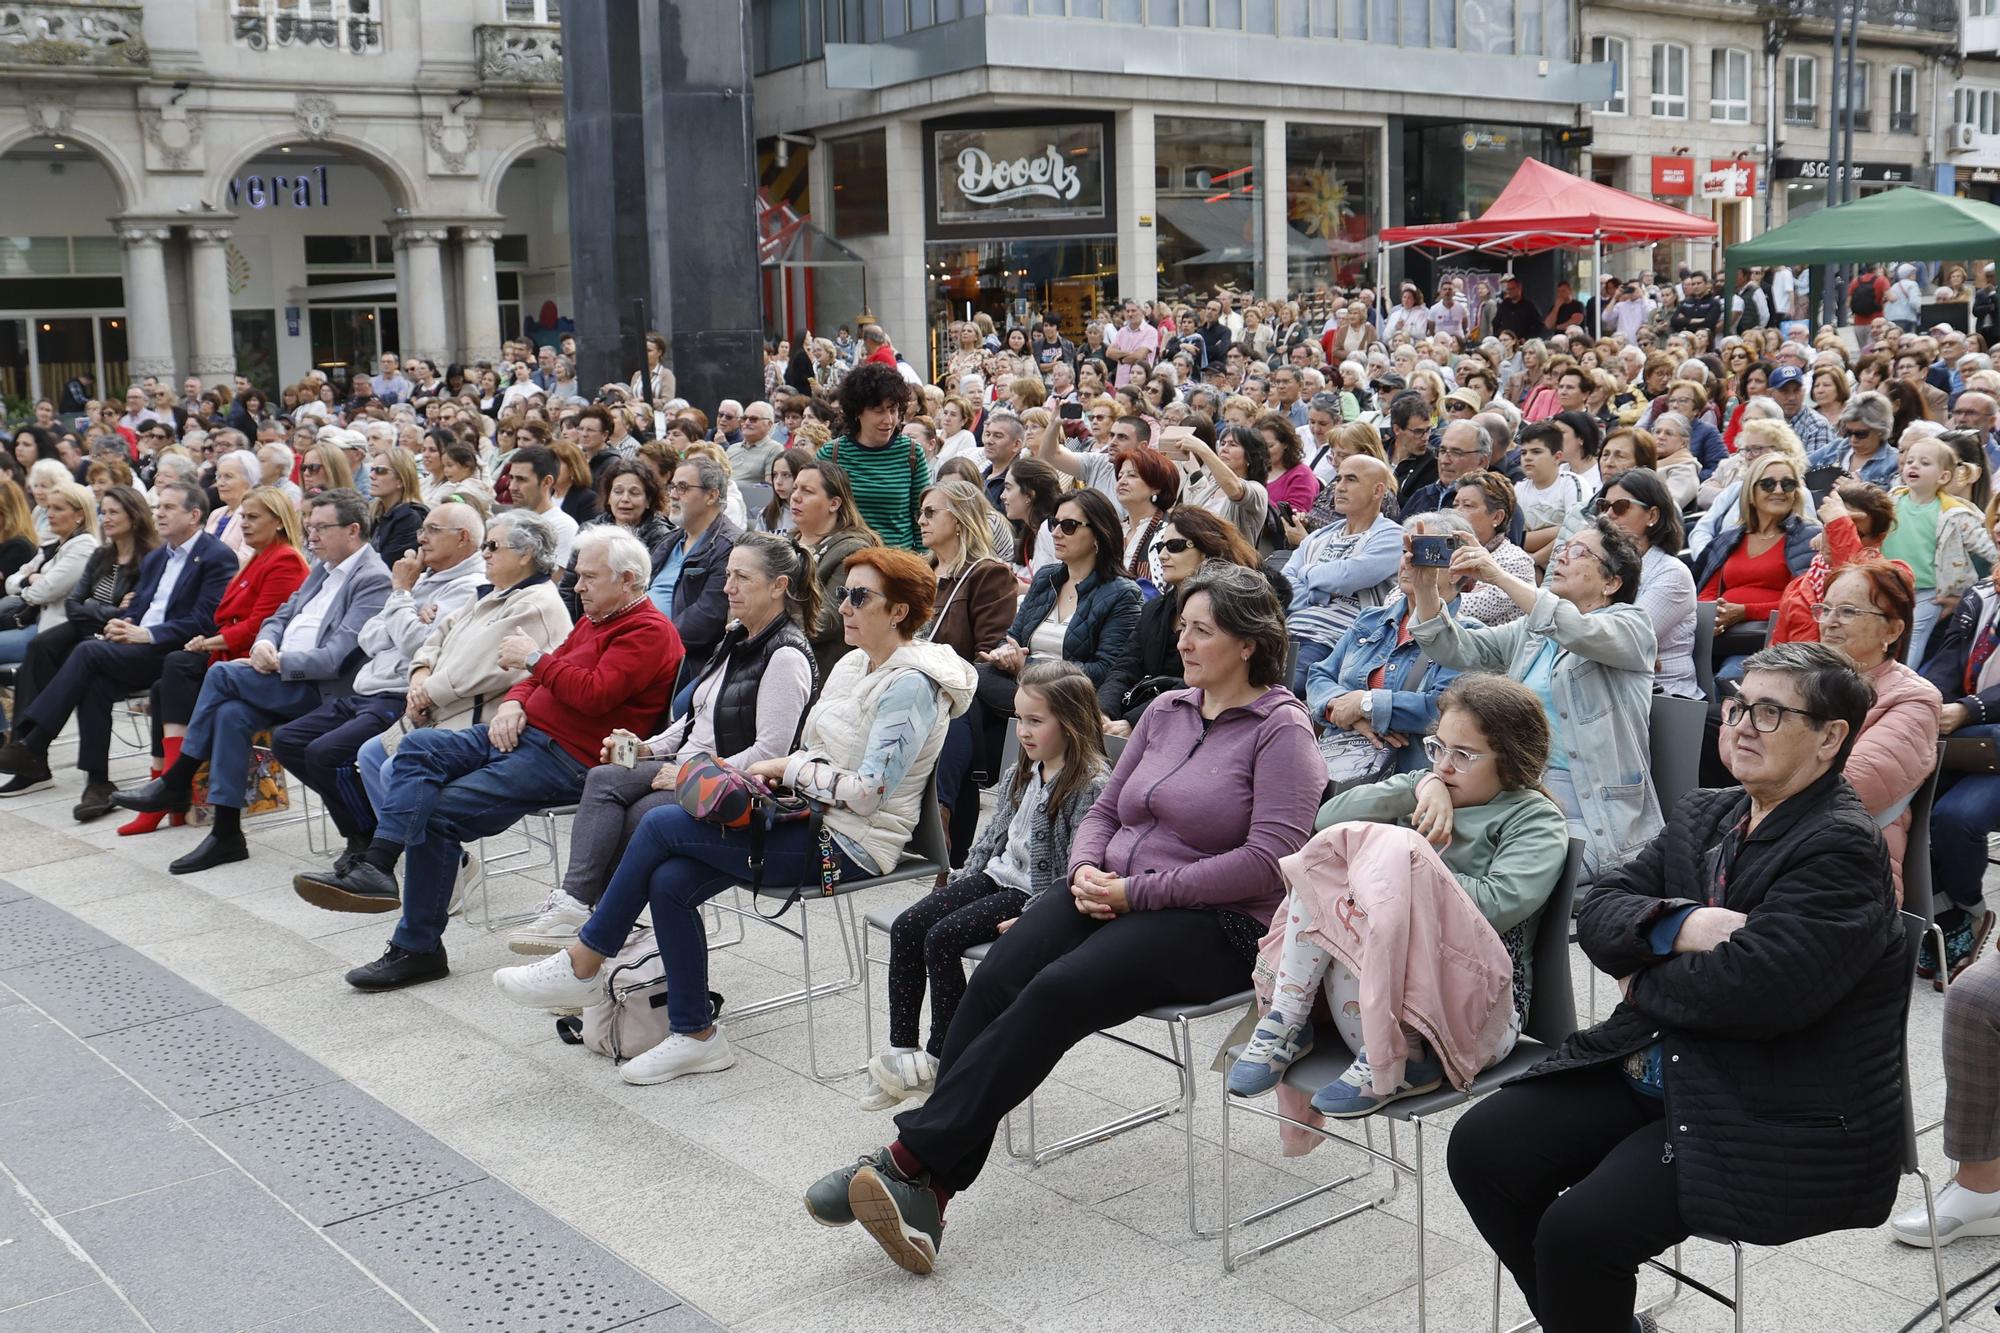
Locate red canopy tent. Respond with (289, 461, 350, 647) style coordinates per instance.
(1377, 157, 1719, 334)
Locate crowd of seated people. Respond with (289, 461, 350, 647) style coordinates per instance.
(12, 306, 2000, 1329)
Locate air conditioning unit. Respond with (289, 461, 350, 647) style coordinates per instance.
(1955, 121, 1980, 151)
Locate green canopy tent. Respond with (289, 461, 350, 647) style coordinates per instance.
(1724, 188, 2000, 324)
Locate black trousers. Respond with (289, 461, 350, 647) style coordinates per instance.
(23, 638, 171, 782)
(147, 649, 213, 753)
(11, 620, 87, 724)
(893, 885, 1247, 1193)
(268, 692, 407, 838)
(1447, 1066, 1690, 1333)
(886, 872, 1029, 1057)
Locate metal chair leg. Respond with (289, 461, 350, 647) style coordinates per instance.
(1917, 1166, 1953, 1332)
(1414, 1116, 1428, 1333)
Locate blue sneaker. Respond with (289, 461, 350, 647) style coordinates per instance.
(1310, 1047, 1444, 1118)
(1226, 1013, 1314, 1097)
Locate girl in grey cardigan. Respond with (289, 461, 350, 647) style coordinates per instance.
(869, 663, 1109, 1108)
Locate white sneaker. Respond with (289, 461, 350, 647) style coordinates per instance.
(619, 1028, 738, 1085)
(1891, 1178, 2000, 1247)
(507, 890, 593, 955)
(492, 950, 604, 1010)
(447, 850, 482, 916)
(867, 1049, 938, 1101)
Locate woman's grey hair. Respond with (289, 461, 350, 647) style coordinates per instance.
(489, 508, 560, 574)
(1178, 563, 1289, 688)
(153, 452, 201, 484)
(217, 448, 262, 487)
(1737, 640, 1876, 768)
(573, 522, 651, 586)
(1740, 397, 1785, 423)
(1653, 410, 1691, 438)
(257, 442, 294, 475)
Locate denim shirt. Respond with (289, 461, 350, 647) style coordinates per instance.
(1806, 439, 1901, 489)
(1412, 588, 1663, 874)
(1005, 564, 1143, 687)
(1304, 594, 1477, 773)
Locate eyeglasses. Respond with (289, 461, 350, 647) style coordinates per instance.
(303, 521, 346, 535)
(367, 465, 392, 476)
(1721, 695, 1823, 734)
(1754, 475, 1801, 495)
(1840, 428, 1876, 440)
(829, 584, 880, 610)
(1050, 517, 1086, 535)
(1444, 401, 1474, 413)
(1438, 446, 1486, 461)
(1811, 602, 1889, 626)
(1557, 540, 1615, 575)
(301, 461, 325, 474)
(919, 505, 946, 521)
(1153, 537, 1195, 555)
(1421, 736, 1492, 769)
(1601, 497, 1647, 518)
(480, 540, 503, 555)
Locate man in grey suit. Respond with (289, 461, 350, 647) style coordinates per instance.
(111, 488, 393, 874)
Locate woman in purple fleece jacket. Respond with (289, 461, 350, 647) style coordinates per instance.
(804, 564, 1324, 1273)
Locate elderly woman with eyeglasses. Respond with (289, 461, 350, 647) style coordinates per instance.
(1411, 516, 1662, 884)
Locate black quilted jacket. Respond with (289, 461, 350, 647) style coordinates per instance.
(1528, 769, 1908, 1246)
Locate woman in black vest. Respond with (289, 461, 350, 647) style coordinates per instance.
(504, 531, 821, 954)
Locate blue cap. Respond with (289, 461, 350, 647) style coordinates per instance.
(1768, 365, 1805, 389)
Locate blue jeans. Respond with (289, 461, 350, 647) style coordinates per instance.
(379, 723, 590, 954)
(356, 733, 392, 815)
(1909, 589, 1941, 668)
(181, 660, 326, 809)
(0, 622, 37, 729)
(577, 804, 861, 1034)
(1291, 636, 1333, 699)
(1932, 724, 2000, 912)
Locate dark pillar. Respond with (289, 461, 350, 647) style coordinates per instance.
(561, 0, 652, 398)
(637, 0, 766, 416)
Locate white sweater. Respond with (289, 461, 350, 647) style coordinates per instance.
(5, 532, 100, 631)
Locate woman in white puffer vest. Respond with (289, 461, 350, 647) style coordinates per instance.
(492, 544, 975, 1087)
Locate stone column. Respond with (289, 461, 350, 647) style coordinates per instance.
(1116, 108, 1158, 305)
(187, 226, 237, 386)
(393, 225, 450, 370)
(118, 222, 177, 381)
(457, 227, 504, 367)
(561, 0, 652, 395)
(1262, 116, 1288, 301)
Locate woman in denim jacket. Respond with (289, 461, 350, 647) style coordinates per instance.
(1304, 511, 1482, 791)
(1411, 515, 1662, 883)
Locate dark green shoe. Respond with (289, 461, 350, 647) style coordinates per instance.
(848, 1162, 943, 1274)
(804, 1148, 895, 1227)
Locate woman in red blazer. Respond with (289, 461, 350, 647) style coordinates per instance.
(115, 488, 309, 835)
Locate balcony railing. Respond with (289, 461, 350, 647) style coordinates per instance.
(476, 21, 561, 83)
(1780, 0, 1957, 35)
(0, 3, 147, 67)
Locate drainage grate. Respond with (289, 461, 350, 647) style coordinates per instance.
(0, 944, 218, 1037)
(200, 1081, 488, 1225)
(90, 1006, 338, 1118)
(0, 899, 117, 970)
(327, 1178, 678, 1333)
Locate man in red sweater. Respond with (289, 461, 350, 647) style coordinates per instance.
(300, 525, 683, 991)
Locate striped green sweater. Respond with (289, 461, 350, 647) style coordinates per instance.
(819, 433, 931, 551)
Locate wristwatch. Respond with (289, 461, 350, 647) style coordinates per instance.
(526, 650, 543, 671)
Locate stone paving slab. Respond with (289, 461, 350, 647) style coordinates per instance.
(0, 883, 719, 1333)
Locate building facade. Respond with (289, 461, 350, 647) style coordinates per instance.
(0, 1, 571, 409)
(749, 0, 1612, 378)
(1948, 2, 2000, 205)
(1580, 0, 1955, 278)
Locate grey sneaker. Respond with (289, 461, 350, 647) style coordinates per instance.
(804, 1148, 894, 1227)
(849, 1161, 944, 1274)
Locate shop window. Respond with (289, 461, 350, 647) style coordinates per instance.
(232, 0, 383, 54)
(1784, 55, 1817, 126)
(303, 235, 376, 266)
(1984, 91, 2000, 137)
(1890, 65, 1918, 133)
(0, 238, 83, 277)
(1710, 48, 1751, 124)
(1956, 86, 1977, 132)
(1591, 35, 1627, 115)
(1155, 116, 1263, 298)
(1650, 43, 1689, 120)
(1285, 122, 1381, 291)
(828, 130, 890, 239)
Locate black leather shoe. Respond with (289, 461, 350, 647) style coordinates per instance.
(330, 848, 358, 879)
(293, 860, 401, 913)
(169, 832, 249, 875)
(73, 782, 121, 823)
(346, 943, 449, 991)
(0, 740, 46, 775)
(0, 763, 54, 798)
(110, 777, 193, 816)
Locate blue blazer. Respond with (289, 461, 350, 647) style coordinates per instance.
(119, 532, 235, 648)
(1689, 420, 1728, 479)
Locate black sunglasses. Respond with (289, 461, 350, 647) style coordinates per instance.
(829, 584, 880, 610)
(1050, 517, 1086, 535)
(1153, 536, 1195, 555)
(1755, 476, 1800, 494)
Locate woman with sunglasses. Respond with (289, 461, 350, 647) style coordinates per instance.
(1102, 505, 1286, 735)
(790, 457, 883, 679)
(1597, 467, 1700, 700)
(1228, 673, 1570, 1116)
(1413, 516, 1661, 884)
(1692, 451, 1822, 674)
(970, 490, 1139, 776)
(365, 449, 429, 564)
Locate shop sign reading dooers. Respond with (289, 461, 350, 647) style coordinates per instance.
(932, 123, 1107, 227)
